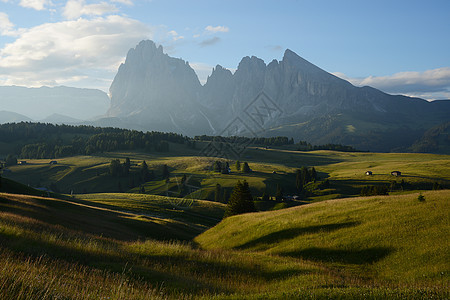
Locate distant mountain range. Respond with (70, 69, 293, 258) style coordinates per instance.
(0, 86, 109, 122)
(107, 40, 450, 152)
(1, 40, 448, 152)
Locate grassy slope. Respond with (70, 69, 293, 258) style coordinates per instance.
(1, 191, 448, 299)
(4, 149, 450, 202)
(196, 190, 450, 287)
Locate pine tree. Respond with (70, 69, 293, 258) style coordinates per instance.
(162, 164, 170, 179)
(215, 183, 223, 203)
(310, 167, 317, 182)
(235, 160, 241, 171)
(225, 180, 256, 217)
(301, 166, 310, 185)
(243, 162, 251, 173)
(275, 184, 283, 202)
(123, 157, 131, 176)
(110, 159, 121, 177)
(140, 160, 150, 182)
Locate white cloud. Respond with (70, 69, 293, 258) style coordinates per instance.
(168, 30, 183, 41)
(205, 25, 229, 33)
(63, 0, 118, 20)
(19, 0, 52, 10)
(110, 0, 133, 5)
(0, 15, 153, 90)
(333, 67, 450, 100)
(0, 12, 15, 35)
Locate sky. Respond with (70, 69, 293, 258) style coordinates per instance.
(0, 0, 449, 100)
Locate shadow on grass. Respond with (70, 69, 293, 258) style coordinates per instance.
(235, 222, 360, 250)
(282, 247, 394, 265)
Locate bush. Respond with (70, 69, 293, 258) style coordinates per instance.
(418, 194, 425, 202)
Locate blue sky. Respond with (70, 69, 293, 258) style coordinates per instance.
(0, 0, 449, 100)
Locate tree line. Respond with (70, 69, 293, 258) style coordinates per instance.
(0, 122, 187, 159)
(194, 135, 294, 146)
(296, 141, 360, 152)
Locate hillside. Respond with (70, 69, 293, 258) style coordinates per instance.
(196, 190, 450, 288)
(3, 147, 449, 204)
(1, 190, 447, 299)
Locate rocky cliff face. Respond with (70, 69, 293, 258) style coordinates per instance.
(108, 40, 207, 134)
(107, 40, 450, 151)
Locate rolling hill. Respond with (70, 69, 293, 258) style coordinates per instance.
(0, 189, 448, 298)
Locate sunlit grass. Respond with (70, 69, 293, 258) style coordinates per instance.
(1, 190, 448, 298)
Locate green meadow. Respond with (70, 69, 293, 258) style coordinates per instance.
(0, 190, 448, 299)
(1, 146, 449, 298)
(4, 146, 450, 202)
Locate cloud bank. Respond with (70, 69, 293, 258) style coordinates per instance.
(0, 15, 153, 90)
(334, 67, 450, 100)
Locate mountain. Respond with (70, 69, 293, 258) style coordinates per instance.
(107, 40, 450, 152)
(39, 113, 82, 124)
(108, 40, 210, 135)
(0, 111, 33, 123)
(409, 121, 450, 154)
(0, 86, 110, 121)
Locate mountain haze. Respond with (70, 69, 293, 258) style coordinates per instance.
(107, 40, 450, 152)
(0, 86, 110, 122)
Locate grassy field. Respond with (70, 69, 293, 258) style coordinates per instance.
(1, 190, 448, 299)
(3, 147, 450, 205)
(196, 190, 450, 291)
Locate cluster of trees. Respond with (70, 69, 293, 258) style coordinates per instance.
(295, 166, 317, 192)
(224, 180, 256, 217)
(195, 135, 294, 146)
(214, 183, 230, 203)
(213, 161, 230, 173)
(235, 161, 251, 173)
(296, 141, 359, 152)
(0, 122, 187, 159)
(360, 185, 389, 196)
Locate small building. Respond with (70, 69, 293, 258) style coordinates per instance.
(49, 160, 58, 165)
(365, 171, 373, 176)
(18, 161, 27, 165)
(391, 171, 401, 176)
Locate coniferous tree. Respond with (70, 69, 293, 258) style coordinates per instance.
(301, 166, 310, 185)
(242, 162, 251, 173)
(162, 164, 170, 179)
(310, 167, 317, 182)
(215, 183, 223, 203)
(213, 161, 222, 172)
(235, 160, 241, 171)
(225, 180, 256, 217)
(275, 184, 283, 202)
(123, 157, 131, 176)
(140, 160, 151, 182)
(110, 159, 121, 177)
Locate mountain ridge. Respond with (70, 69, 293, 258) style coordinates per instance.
(108, 40, 449, 152)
